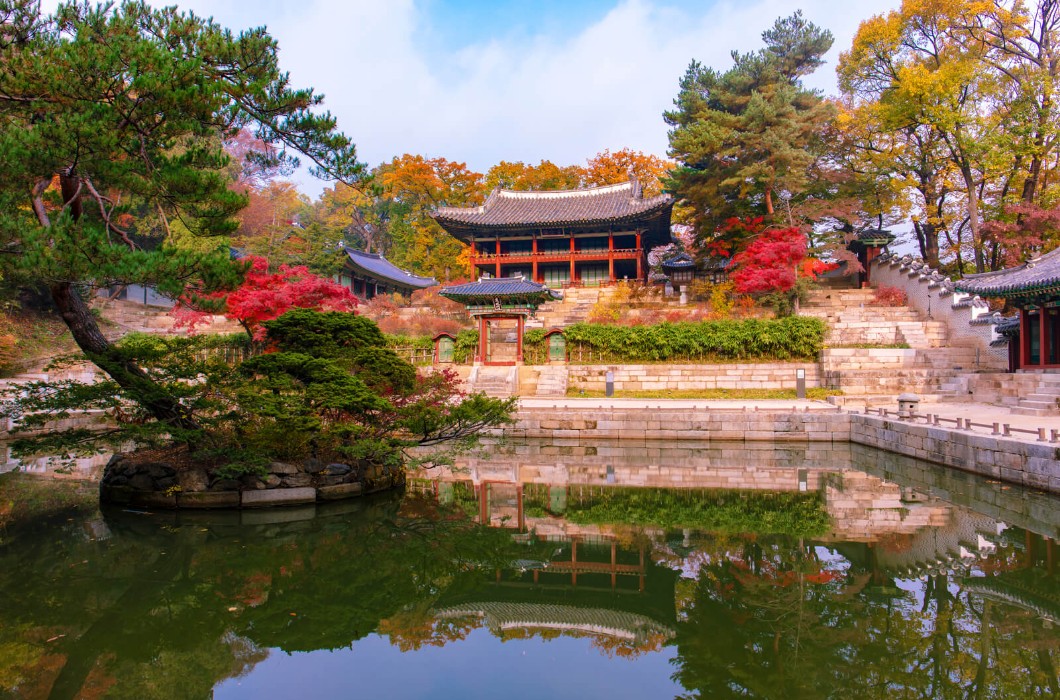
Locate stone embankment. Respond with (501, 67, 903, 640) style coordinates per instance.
(503, 404, 1060, 494)
(99, 454, 403, 509)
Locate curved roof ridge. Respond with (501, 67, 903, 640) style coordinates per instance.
(496, 181, 634, 199)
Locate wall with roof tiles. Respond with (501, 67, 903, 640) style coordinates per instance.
(871, 255, 1008, 369)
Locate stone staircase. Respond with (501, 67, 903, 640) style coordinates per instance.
(1011, 374, 1060, 416)
(93, 299, 241, 336)
(531, 286, 617, 329)
(533, 365, 569, 397)
(467, 366, 517, 397)
(806, 289, 989, 399)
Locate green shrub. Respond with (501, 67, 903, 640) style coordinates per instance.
(527, 316, 825, 364)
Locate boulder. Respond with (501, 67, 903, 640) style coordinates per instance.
(281, 474, 313, 488)
(304, 459, 327, 474)
(320, 474, 347, 486)
(178, 468, 210, 493)
(325, 463, 352, 476)
(128, 473, 155, 491)
(240, 474, 266, 491)
(144, 463, 176, 479)
(264, 474, 282, 489)
(210, 478, 240, 492)
(155, 476, 178, 490)
(269, 461, 299, 476)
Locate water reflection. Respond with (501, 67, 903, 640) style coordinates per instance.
(0, 439, 1056, 699)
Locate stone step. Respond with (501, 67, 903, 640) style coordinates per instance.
(1010, 405, 1058, 416)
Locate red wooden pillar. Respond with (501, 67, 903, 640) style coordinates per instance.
(635, 232, 643, 281)
(1042, 308, 1048, 367)
(608, 232, 615, 282)
(531, 235, 539, 283)
(1021, 308, 1030, 367)
(516, 315, 524, 363)
(494, 239, 501, 278)
(569, 235, 576, 284)
(478, 316, 487, 363)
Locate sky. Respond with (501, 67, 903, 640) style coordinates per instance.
(41, 0, 902, 197)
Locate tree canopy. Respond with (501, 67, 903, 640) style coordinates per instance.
(665, 11, 836, 249)
(0, 0, 364, 426)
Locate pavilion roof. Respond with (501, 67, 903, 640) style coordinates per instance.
(439, 276, 560, 306)
(343, 248, 436, 290)
(432, 180, 673, 244)
(661, 252, 696, 271)
(955, 246, 1060, 299)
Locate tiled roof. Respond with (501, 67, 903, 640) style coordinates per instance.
(854, 229, 895, 245)
(955, 247, 1060, 299)
(343, 248, 436, 290)
(439, 276, 560, 304)
(661, 252, 696, 270)
(432, 180, 673, 243)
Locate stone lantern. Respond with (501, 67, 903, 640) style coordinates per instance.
(662, 253, 696, 305)
(897, 393, 920, 419)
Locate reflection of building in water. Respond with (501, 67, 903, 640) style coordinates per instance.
(412, 438, 1059, 625)
(435, 602, 674, 646)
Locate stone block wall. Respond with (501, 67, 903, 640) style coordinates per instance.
(849, 413, 1060, 493)
(565, 363, 820, 393)
(871, 254, 1008, 369)
(506, 407, 849, 442)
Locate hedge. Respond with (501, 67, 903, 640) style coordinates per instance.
(525, 317, 825, 364)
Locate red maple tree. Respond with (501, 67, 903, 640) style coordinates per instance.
(173, 256, 358, 339)
(730, 227, 808, 294)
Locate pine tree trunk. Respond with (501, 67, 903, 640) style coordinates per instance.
(50, 281, 201, 432)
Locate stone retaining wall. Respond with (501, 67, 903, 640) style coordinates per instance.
(503, 406, 1060, 494)
(506, 407, 848, 441)
(849, 413, 1060, 493)
(565, 363, 820, 393)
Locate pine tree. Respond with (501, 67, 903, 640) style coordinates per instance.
(0, 1, 363, 428)
(665, 11, 835, 249)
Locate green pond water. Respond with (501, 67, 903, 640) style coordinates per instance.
(0, 440, 1058, 699)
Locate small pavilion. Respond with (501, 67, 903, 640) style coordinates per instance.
(956, 247, 1060, 370)
(337, 247, 437, 300)
(432, 179, 673, 286)
(439, 277, 559, 365)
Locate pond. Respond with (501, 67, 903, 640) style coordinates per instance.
(0, 440, 1058, 699)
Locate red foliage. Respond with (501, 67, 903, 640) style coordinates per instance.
(982, 203, 1060, 267)
(872, 285, 907, 307)
(173, 256, 358, 338)
(730, 227, 808, 294)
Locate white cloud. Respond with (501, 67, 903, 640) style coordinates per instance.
(38, 0, 900, 195)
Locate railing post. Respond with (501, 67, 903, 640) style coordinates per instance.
(1038, 427, 1047, 442)
(1003, 424, 1011, 436)
(991, 422, 1000, 436)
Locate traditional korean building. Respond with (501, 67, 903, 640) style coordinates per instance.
(439, 276, 559, 365)
(432, 179, 674, 286)
(338, 247, 437, 300)
(956, 247, 1060, 370)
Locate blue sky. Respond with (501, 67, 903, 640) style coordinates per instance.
(41, 1, 901, 195)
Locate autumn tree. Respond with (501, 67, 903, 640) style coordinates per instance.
(174, 255, 359, 339)
(373, 154, 485, 282)
(483, 159, 585, 191)
(584, 148, 672, 196)
(665, 11, 836, 251)
(0, 1, 363, 429)
(838, 0, 1060, 272)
